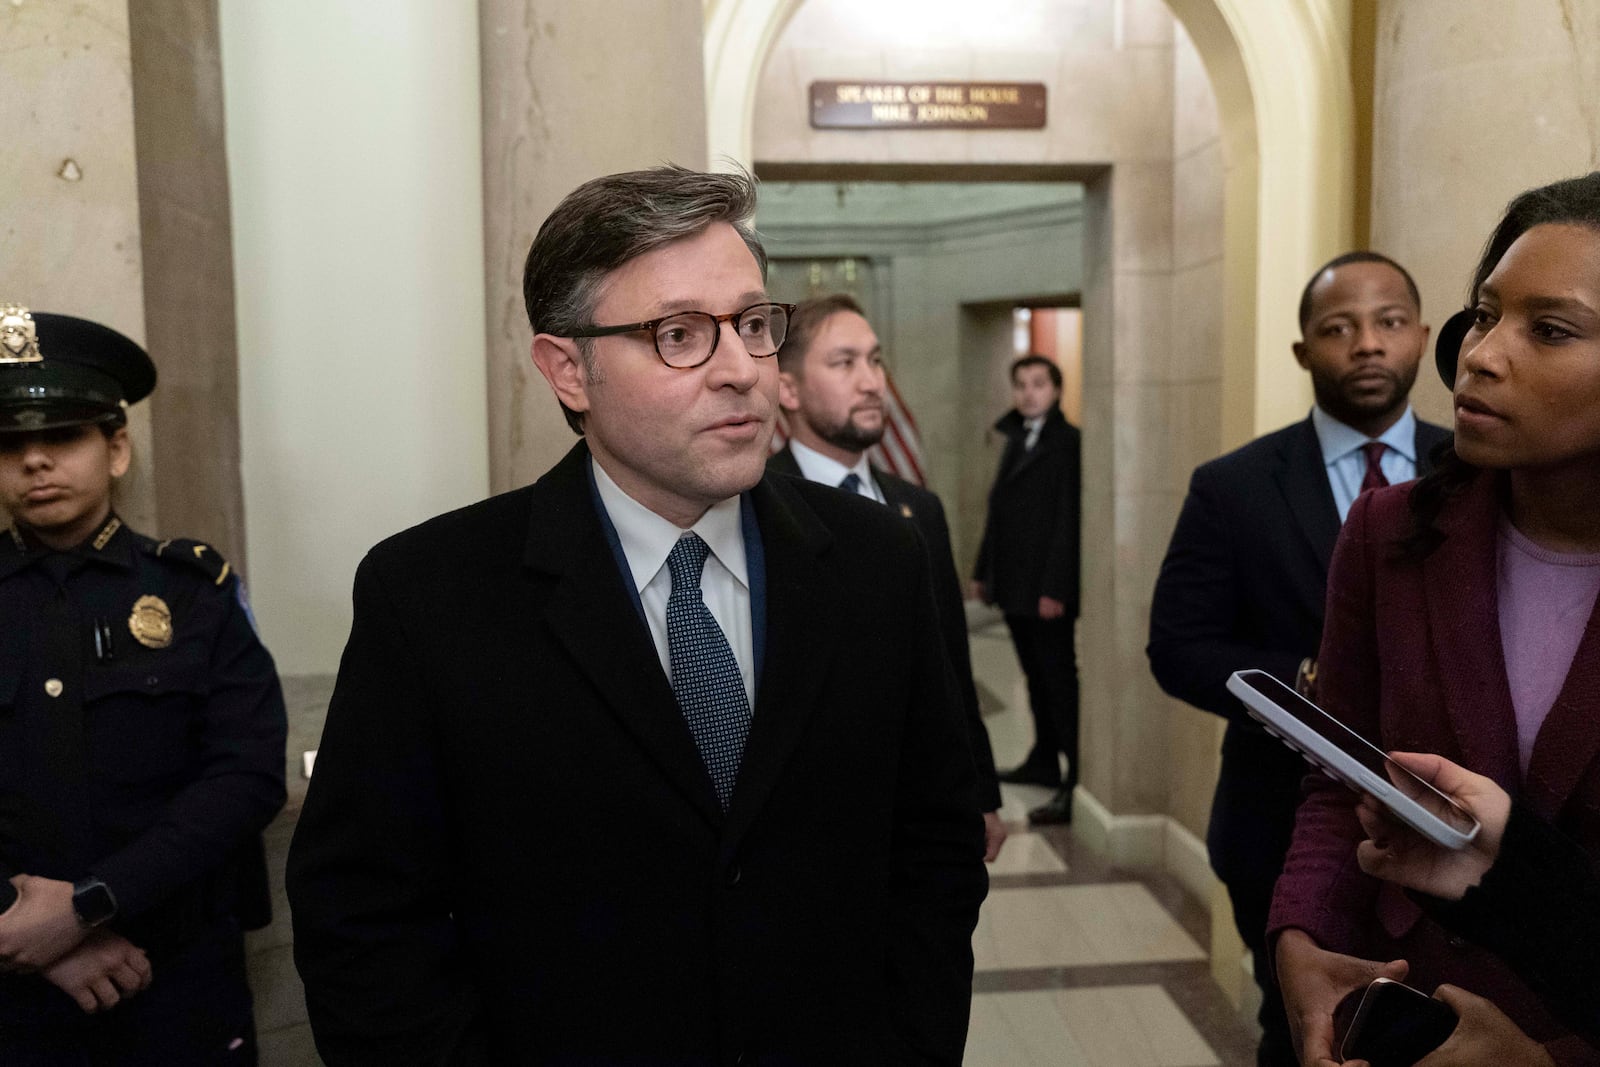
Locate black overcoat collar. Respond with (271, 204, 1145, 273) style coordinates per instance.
(521, 443, 841, 847)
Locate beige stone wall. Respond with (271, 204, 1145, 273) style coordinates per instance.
(481, 0, 711, 495)
(0, 0, 156, 532)
(129, 2, 247, 568)
(1371, 0, 1600, 426)
(1163, 23, 1228, 844)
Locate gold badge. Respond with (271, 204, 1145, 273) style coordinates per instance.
(899, 503, 914, 519)
(128, 595, 173, 649)
(0, 305, 43, 364)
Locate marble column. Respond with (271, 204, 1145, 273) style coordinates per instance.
(479, 0, 710, 493)
(1371, 0, 1600, 426)
(0, 0, 155, 532)
(129, 1, 247, 567)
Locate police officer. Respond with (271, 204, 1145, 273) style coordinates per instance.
(0, 305, 287, 1064)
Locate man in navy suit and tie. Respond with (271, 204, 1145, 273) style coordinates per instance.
(766, 293, 1005, 861)
(1147, 251, 1450, 1067)
(287, 167, 987, 1065)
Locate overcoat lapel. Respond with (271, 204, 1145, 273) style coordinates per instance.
(1002, 418, 1063, 483)
(723, 476, 839, 849)
(1273, 418, 1342, 575)
(1002, 437, 1041, 482)
(766, 446, 801, 479)
(877, 477, 918, 522)
(1421, 474, 1521, 790)
(523, 446, 724, 828)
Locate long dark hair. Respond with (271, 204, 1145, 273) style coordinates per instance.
(1405, 172, 1600, 558)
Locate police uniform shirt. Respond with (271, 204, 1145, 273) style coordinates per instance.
(0, 516, 287, 955)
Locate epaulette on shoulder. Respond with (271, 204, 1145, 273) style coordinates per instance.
(145, 537, 234, 586)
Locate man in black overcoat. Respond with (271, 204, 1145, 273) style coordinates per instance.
(286, 167, 987, 1066)
(972, 355, 1082, 827)
(767, 293, 1005, 861)
(1147, 252, 1449, 1066)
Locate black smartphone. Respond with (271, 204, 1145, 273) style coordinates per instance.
(1340, 978, 1459, 1066)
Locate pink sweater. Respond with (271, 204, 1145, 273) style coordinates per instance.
(1498, 518, 1600, 776)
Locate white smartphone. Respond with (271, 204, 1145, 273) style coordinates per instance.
(1225, 669, 1480, 850)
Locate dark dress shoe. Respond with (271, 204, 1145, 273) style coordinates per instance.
(1026, 788, 1074, 826)
(996, 763, 1062, 788)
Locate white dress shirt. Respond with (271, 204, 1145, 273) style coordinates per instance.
(591, 460, 755, 706)
(1022, 415, 1045, 451)
(787, 439, 884, 504)
(1310, 404, 1419, 523)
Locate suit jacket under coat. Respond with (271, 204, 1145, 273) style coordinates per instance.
(1148, 414, 1451, 725)
(1269, 473, 1600, 1064)
(286, 442, 988, 1067)
(1147, 414, 1450, 887)
(766, 446, 1001, 811)
(973, 408, 1081, 619)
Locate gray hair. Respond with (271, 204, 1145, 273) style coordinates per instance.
(522, 165, 768, 434)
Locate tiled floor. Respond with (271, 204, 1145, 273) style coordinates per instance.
(968, 987, 1220, 1067)
(964, 619, 1257, 1066)
(247, 622, 1258, 1065)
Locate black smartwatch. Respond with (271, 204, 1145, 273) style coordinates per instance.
(71, 877, 118, 928)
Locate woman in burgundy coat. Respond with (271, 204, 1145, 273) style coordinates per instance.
(1269, 171, 1600, 1067)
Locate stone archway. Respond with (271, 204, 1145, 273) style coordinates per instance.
(705, 0, 1356, 442)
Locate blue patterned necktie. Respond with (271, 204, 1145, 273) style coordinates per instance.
(838, 472, 861, 495)
(666, 533, 752, 810)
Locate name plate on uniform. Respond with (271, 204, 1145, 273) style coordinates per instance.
(809, 81, 1046, 130)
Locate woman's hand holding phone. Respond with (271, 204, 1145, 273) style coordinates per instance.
(1355, 752, 1511, 901)
(1407, 985, 1554, 1067)
(1275, 929, 1408, 1067)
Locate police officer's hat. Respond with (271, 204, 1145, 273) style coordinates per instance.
(0, 305, 156, 433)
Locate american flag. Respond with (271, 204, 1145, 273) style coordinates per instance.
(770, 369, 927, 486)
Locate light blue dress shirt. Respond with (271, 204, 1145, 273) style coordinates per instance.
(1310, 404, 1419, 523)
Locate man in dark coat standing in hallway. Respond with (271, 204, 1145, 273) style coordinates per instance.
(972, 354, 1082, 827)
(767, 292, 1005, 861)
(286, 167, 987, 1066)
(1147, 251, 1449, 1067)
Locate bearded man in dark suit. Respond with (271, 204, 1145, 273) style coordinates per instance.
(766, 293, 1005, 862)
(1147, 251, 1450, 1067)
(286, 168, 987, 1066)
